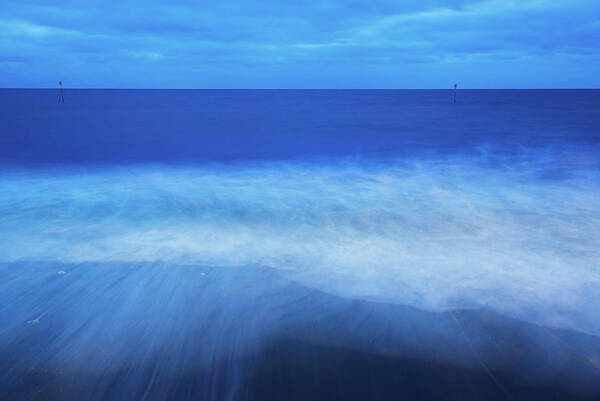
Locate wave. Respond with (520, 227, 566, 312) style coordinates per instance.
(1, 153, 599, 335)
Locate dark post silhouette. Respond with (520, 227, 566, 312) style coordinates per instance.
(453, 83, 457, 104)
(58, 81, 65, 104)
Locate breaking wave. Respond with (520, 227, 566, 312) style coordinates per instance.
(1, 152, 599, 335)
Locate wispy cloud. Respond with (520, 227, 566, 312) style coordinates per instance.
(0, 19, 83, 37)
(0, 0, 598, 87)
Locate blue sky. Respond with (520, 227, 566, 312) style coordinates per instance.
(1, 0, 599, 88)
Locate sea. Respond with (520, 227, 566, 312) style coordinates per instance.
(1, 89, 599, 400)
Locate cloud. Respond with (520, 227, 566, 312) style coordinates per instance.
(0, 19, 83, 37)
(0, 0, 598, 87)
(347, 0, 600, 55)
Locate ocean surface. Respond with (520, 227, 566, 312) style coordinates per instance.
(1, 89, 599, 400)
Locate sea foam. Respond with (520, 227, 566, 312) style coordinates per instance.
(1, 155, 599, 335)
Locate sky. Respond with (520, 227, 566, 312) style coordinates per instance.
(1, 0, 599, 88)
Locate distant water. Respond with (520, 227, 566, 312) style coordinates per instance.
(1, 89, 599, 165)
(1, 89, 599, 400)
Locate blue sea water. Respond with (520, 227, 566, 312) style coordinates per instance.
(1, 89, 599, 400)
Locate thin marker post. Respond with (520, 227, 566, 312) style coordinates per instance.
(58, 81, 65, 104)
(453, 83, 457, 104)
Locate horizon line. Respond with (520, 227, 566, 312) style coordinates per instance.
(1, 87, 599, 90)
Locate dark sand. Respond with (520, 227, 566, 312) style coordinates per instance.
(1, 262, 599, 401)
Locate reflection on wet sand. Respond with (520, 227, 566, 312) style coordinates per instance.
(1, 262, 598, 401)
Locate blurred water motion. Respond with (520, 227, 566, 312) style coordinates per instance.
(1, 262, 599, 401)
(1, 89, 600, 400)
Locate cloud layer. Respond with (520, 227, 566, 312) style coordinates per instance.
(1, 0, 599, 87)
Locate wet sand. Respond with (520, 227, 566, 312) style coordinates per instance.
(1, 262, 599, 401)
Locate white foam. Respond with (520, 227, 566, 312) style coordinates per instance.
(1, 156, 599, 334)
